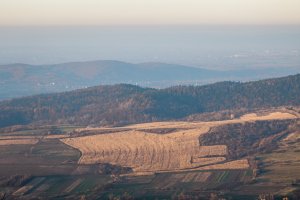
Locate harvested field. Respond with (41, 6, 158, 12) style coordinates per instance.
(0, 136, 41, 140)
(133, 169, 253, 192)
(193, 172, 212, 182)
(13, 177, 45, 196)
(0, 139, 38, 145)
(13, 185, 33, 196)
(61, 111, 296, 175)
(282, 131, 300, 142)
(180, 172, 212, 183)
(45, 135, 69, 139)
(192, 157, 226, 166)
(64, 178, 83, 193)
(195, 159, 249, 170)
(240, 112, 296, 121)
(62, 124, 231, 174)
(62, 127, 228, 173)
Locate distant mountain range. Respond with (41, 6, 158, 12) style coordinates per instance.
(0, 74, 299, 128)
(0, 60, 299, 100)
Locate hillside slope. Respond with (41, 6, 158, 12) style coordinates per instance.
(0, 74, 299, 128)
(0, 61, 218, 100)
(1, 60, 298, 100)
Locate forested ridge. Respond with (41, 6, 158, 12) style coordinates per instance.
(0, 74, 299, 128)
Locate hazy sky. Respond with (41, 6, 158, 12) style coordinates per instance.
(1, 0, 300, 26)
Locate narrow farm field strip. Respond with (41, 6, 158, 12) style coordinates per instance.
(0, 139, 38, 145)
(64, 178, 83, 193)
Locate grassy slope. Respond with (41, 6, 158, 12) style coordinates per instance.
(256, 132, 300, 195)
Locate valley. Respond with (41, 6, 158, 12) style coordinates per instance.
(0, 109, 299, 199)
(1, 60, 298, 100)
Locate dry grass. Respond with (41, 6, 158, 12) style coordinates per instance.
(192, 157, 226, 165)
(0, 136, 40, 140)
(62, 127, 229, 173)
(45, 134, 68, 139)
(64, 178, 83, 193)
(0, 139, 38, 145)
(0, 134, 67, 144)
(61, 111, 295, 174)
(181, 172, 212, 182)
(193, 172, 212, 182)
(240, 112, 296, 121)
(282, 132, 300, 142)
(195, 159, 249, 170)
(13, 185, 33, 196)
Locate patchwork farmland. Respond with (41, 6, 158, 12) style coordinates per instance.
(0, 110, 299, 199)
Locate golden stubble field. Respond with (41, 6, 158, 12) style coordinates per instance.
(0, 134, 70, 146)
(61, 111, 297, 175)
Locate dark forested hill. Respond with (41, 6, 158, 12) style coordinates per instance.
(0, 74, 299, 128)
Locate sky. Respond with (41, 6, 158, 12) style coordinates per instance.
(1, 0, 300, 26)
(0, 1, 299, 69)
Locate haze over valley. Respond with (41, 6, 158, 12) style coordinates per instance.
(1, 25, 299, 68)
(1, 59, 299, 100)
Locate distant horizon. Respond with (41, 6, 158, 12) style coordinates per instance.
(1, 58, 300, 71)
(2, 0, 300, 26)
(1, 24, 300, 28)
(1, 25, 299, 70)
